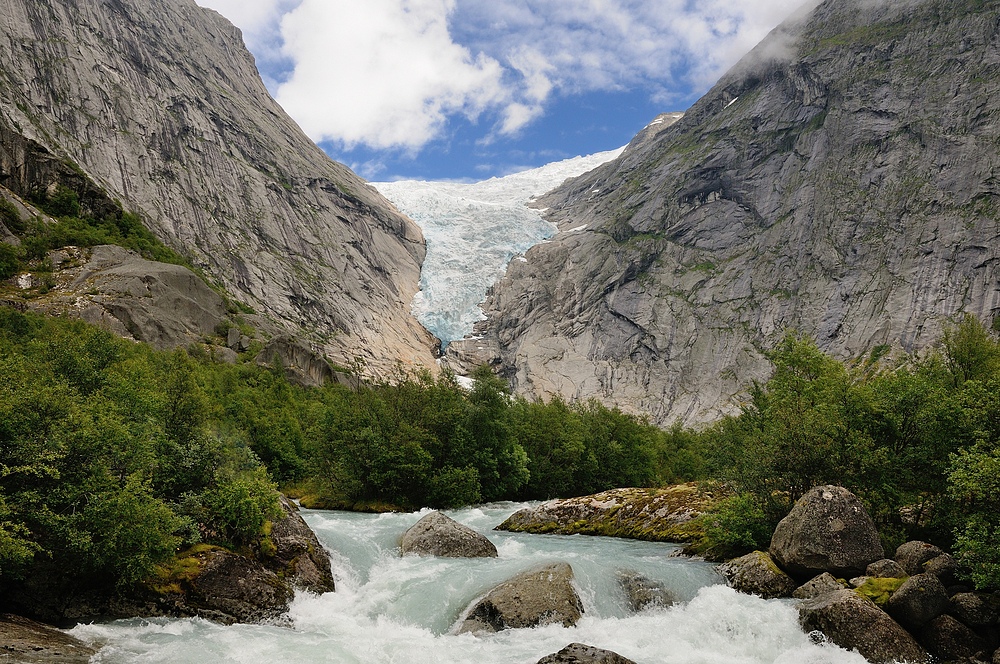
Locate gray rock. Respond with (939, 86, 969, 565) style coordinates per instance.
(446, 0, 1000, 426)
(400, 511, 498, 558)
(949, 593, 1000, 628)
(268, 495, 336, 594)
(885, 573, 950, 630)
(798, 589, 928, 664)
(922, 553, 958, 586)
(617, 571, 678, 611)
(867, 559, 908, 579)
(536, 643, 637, 664)
(179, 549, 293, 624)
(456, 563, 584, 634)
(895, 541, 945, 576)
(718, 551, 798, 599)
(793, 572, 847, 600)
(919, 614, 989, 663)
(0, 614, 97, 663)
(0, 0, 438, 380)
(769, 486, 884, 580)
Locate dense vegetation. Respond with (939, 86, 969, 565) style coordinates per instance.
(691, 317, 1000, 592)
(0, 309, 672, 597)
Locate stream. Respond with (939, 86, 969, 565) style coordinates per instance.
(71, 503, 867, 663)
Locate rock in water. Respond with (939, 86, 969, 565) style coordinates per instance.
(616, 571, 678, 612)
(769, 485, 884, 580)
(798, 589, 928, 664)
(269, 496, 336, 593)
(177, 549, 293, 624)
(718, 551, 798, 599)
(400, 511, 498, 558)
(536, 643, 638, 664)
(0, 0, 437, 378)
(456, 563, 584, 634)
(0, 614, 97, 663)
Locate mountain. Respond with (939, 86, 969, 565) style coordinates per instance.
(0, 0, 437, 376)
(447, 0, 1000, 424)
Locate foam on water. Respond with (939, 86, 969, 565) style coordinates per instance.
(72, 503, 870, 664)
(373, 149, 624, 347)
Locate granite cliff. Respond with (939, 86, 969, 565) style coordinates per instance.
(448, 0, 1000, 424)
(0, 0, 438, 377)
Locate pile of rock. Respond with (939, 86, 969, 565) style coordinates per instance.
(718, 485, 1000, 664)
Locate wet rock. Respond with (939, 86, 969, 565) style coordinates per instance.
(617, 571, 678, 611)
(718, 551, 797, 599)
(268, 495, 336, 593)
(178, 548, 293, 624)
(798, 589, 928, 664)
(0, 614, 96, 663)
(867, 559, 907, 579)
(919, 614, 989, 662)
(792, 572, 847, 600)
(456, 563, 584, 634)
(885, 573, 950, 630)
(894, 541, 944, 576)
(536, 643, 638, 664)
(400, 511, 498, 558)
(769, 486, 884, 580)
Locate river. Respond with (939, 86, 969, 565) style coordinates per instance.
(71, 502, 867, 663)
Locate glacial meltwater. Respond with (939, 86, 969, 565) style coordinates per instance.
(71, 503, 869, 663)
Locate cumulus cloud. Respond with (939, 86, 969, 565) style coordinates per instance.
(202, 0, 815, 152)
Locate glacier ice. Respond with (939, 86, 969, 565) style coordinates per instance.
(374, 148, 623, 347)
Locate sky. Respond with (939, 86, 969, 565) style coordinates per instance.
(196, 0, 812, 181)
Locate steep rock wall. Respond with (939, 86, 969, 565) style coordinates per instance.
(0, 0, 438, 376)
(449, 0, 1000, 424)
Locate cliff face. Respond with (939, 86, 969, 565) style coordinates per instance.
(0, 0, 438, 375)
(449, 0, 1000, 424)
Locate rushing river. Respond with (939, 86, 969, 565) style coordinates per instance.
(71, 503, 867, 663)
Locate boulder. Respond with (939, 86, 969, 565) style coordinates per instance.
(885, 573, 950, 630)
(0, 613, 97, 663)
(949, 592, 1000, 628)
(894, 541, 944, 576)
(616, 571, 678, 612)
(866, 559, 907, 579)
(400, 511, 498, 558)
(793, 573, 847, 600)
(919, 614, 989, 662)
(769, 485, 884, 580)
(268, 495, 336, 593)
(798, 589, 928, 664)
(456, 563, 584, 634)
(718, 551, 798, 599)
(922, 553, 958, 586)
(536, 643, 637, 664)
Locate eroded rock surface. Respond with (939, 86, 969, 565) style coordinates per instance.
(0, 614, 96, 663)
(456, 563, 583, 634)
(536, 643, 638, 664)
(617, 571, 678, 612)
(400, 511, 498, 558)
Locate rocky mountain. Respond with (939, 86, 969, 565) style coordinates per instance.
(0, 0, 438, 376)
(448, 0, 1000, 424)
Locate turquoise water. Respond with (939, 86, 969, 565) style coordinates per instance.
(71, 503, 868, 663)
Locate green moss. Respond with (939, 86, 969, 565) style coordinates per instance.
(854, 576, 907, 605)
(148, 543, 223, 595)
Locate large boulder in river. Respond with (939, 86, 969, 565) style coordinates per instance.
(718, 551, 798, 599)
(0, 613, 97, 663)
(769, 485, 884, 580)
(400, 511, 498, 558)
(456, 563, 584, 634)
(172, 548, 293, 624)
(536, 643, 637, 664)
(798, 589, 928, 664)
(268, 495, 336, 593)
(616, 571, 678, 612)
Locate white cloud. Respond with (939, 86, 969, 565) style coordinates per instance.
(202, 0, 816, 152)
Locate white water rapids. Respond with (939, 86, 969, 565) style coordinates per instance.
(373, 150, 625, 347)
(72, 503, 869, 663)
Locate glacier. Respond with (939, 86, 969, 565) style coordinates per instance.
(374, 148, 624, 347)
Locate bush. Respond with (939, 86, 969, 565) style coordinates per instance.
(0, 243, 20, 280)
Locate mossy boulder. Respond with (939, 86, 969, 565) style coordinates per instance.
(854, 576, 907, 606)
(718, 550, 797, 599)
(495, 484, 715, 544)
(267, 495, 336, 593)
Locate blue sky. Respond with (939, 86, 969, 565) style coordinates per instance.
(196, 0, 810, 181)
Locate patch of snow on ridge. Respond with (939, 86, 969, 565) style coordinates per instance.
(374, 147, 623, 347)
